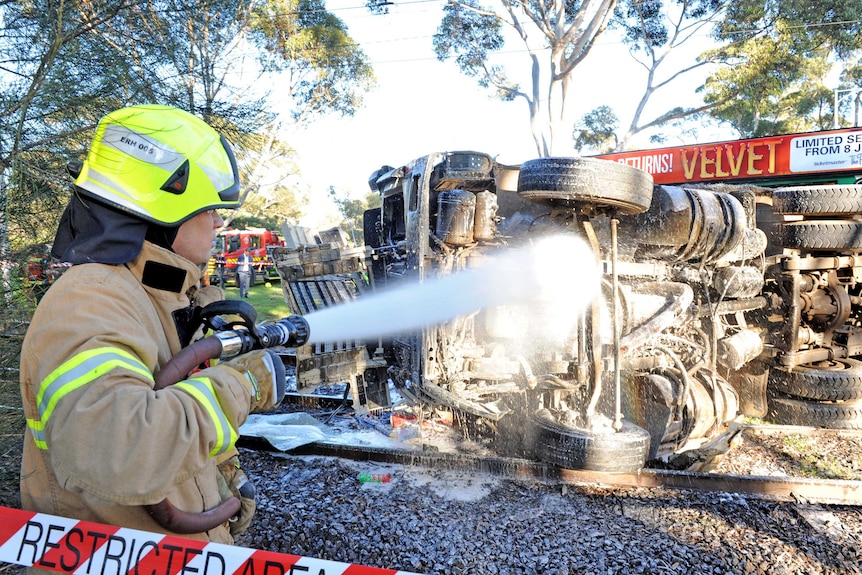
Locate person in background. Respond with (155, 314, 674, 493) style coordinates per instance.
(19, 104, 285, 550)
(237, 247, 252, 298)
(216, 251, 227, 288)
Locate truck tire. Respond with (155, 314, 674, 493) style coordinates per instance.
(772, 185, 862, 216)
(529, 413, 650, 472)
(767, 392, 862, 430)
(772, 220, 862, 251)
(517, 157, 654, 215)
(769, 358, 862, 401)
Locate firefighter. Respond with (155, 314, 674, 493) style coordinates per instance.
(18, 105, 284, 548)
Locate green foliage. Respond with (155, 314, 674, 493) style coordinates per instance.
(573, 106, 619, 154)
(838, 63, 862, 123)
(704, 0, 862, 136)
(249, 0, 377, 123)
(716, 0, 862, 59)
(117, 1, 272, 130)
(431, 0, 620, 155)
(841, 62, 862, 86)
(612, 0, 727, 54)
(228, 129, 305, 227)
(1, 0, 374, 297)
(612, 0, 670, 51)
(434, 0, 505, 86)
(364, 0, 393, 16)
(229, 214, 283, 231)
(581, 0, 862, 145)
(5, 155, 69, 251)
(0, 1, 137, 253)
(433, 1, 516, 102)
(574, 0, 724, 151)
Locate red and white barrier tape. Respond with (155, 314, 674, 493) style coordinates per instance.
(0, 506, 422, 575)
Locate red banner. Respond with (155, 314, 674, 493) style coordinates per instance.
(596, 128, 862, 185)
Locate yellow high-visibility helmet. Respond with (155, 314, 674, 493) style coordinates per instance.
(73, 104, 241, 226)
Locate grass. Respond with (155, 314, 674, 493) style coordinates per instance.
(216, 279, 293, 322)
(781, 434, 856, 480)
(0, 335, 24, 510)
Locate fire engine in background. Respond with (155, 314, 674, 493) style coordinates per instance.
(209, 228, 284, 286)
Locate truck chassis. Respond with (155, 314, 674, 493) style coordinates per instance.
(282, 151, 862, 473)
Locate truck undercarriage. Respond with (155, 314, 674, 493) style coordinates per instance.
(278, 150, 862, 473)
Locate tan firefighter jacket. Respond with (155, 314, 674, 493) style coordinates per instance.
(19, 241, 255, 545)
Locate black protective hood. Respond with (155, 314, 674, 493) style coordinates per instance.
(52, 190, 179, 264)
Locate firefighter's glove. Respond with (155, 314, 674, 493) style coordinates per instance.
(216, 455, 256, 536)
(225, 349, 286, 412)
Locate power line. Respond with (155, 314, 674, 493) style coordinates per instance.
(295, 0, 447, 15)
(318, 4, 862, 67)
(303, 0, 862, 37)
(220, 1, 862, 70)
(720, 18, 862, 37)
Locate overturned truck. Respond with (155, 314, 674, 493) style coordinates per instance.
(280, 147, 862, 473)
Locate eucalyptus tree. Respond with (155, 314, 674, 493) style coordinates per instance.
(429, 0, 619, 157)
(229, 131, 305, 229)
(0, 0, 374, 303)
(837, 62, 862, 127)
(572, 104, 619, 152)
(590, 0, 726, 152)
(392, 0, 723, 156)
(250, 0, 376, 125)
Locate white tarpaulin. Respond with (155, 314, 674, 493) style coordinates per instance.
(239, 412, 335, 451)
(239, 411, 409, 451)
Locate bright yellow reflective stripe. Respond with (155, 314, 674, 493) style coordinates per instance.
(36, 347, 152, 423)
(29, 347, 152, 450)
(26, 417, 46, 450)
(174, 377, 237, 457)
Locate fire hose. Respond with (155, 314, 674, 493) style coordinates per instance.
(145, 300, 310, 534)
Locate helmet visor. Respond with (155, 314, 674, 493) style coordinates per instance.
(216, 135, 240, 203)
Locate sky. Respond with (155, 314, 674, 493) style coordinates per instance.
(278, 0, 725, 229)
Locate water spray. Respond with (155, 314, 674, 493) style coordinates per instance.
(303, 234, 600, 345)
(156, 234, 600, 391)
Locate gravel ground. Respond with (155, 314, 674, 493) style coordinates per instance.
(231, 407, 862, 575)
(3, 395, 862, 575)
(237, 447, 862, 575)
